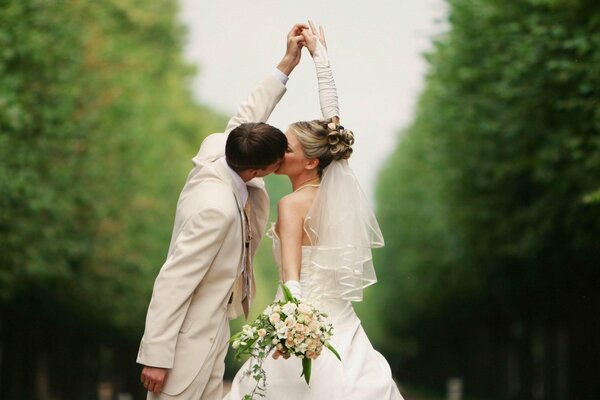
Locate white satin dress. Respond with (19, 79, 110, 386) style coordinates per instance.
(224, 227, 404, 400)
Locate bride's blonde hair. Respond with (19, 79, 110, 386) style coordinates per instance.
(290, 118, 354, 177)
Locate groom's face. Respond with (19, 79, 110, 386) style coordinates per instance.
(253, 158, 284, 178)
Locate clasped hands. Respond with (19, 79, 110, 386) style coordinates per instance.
(278, 20, 328, 75)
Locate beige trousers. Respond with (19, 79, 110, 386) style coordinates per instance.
(147, 324, 230, 400)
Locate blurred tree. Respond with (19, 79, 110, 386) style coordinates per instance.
(0, 0, 225, 397)
(374, 0, 600, 398)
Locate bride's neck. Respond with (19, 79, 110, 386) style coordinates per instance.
(289, 172, 320, 191)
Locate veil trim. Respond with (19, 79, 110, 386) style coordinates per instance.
(302, 160, 384, 302)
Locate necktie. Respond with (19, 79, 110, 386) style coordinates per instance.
(241, 201, 254, 319)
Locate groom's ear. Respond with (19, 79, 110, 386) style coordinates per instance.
(305, 158, 319, 171)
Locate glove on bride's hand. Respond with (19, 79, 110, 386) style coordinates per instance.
(302, 20, 340, 120)
(301, 20, 327, 56)
(284, 280, 302, 299)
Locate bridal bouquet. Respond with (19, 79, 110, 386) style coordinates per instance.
(229, 284, 341, 399)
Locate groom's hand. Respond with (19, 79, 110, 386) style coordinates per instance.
(141, 366, 169, 393)
(277, 23, 309, 76)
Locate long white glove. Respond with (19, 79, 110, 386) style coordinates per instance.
(312, 40, 340, 119)
(284, 280, 302, 299)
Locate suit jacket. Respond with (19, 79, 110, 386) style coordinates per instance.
(137, 74, 286, 396)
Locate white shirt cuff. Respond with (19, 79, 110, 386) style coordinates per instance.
(271, 68, 289, 86)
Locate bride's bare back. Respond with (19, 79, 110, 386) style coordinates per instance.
(275, 185, 319, 281)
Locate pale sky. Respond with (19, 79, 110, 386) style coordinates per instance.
(177, 1, 448, 197)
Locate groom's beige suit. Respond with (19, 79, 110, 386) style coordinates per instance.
(137, 74, 286, 399)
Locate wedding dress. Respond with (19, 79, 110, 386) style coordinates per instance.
(223, 220, 403, 400)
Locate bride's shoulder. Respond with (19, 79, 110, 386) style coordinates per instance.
(277, 190, 314, 217)
(277, 191, 302, 210)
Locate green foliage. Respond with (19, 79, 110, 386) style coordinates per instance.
(0, 0, 225, 339)
(375, 0, 600, 394)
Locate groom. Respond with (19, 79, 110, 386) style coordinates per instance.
(137, 23, 308, 399)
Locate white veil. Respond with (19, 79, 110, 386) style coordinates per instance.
(303, 159, 384, 302)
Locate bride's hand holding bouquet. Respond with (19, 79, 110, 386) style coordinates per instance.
(229, 283, 341, 399)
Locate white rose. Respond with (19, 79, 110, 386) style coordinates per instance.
(242, 325, 255, 339)
(298, 303, 312, 314)
(257, 328, 267, 337)
(263, 305, 273, 316)
(275, 321, 288, 339)
(282, 302, 297, 315)
(308, 320, 320, 331)
(297, 342, 308, 353)
(269, 312, 281, 324)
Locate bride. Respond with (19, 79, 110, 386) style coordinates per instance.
(224, 21, 404, 400)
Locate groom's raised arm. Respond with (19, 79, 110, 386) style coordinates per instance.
(224, 23, 308, 134)
(222, 74, 286, 136)
(194, 24, 307, 164)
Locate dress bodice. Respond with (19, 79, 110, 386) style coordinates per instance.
(267, 223, 307, 259)
(267, 224, 348, 309)
(267, 223, 312, 277)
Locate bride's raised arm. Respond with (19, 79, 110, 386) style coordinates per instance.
(301, 21, 340, 124)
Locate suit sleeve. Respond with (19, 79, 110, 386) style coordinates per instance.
(192, 75, 287, 165)
(224, 74, 287, 134)
(137, 202, 235, 368)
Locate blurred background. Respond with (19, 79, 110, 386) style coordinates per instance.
(1, 0, 599, 399)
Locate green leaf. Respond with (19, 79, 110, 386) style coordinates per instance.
(229, 332, 242, 342)
(301, 357, 312, 385)
(237, 337, 258, 355)
(280, 282, 295, 302)
(326, 343, 342, 361)
(583, 188, 600, 204)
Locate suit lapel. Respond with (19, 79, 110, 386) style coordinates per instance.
(213, 161, 247, 250)
(214, 160, 253, 318)
(213, 160, 244, 211)
(209, 164, 270, 253)
(246, 179, 269, 252)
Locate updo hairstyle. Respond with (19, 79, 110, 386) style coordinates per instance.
(289, 118, 354, 177)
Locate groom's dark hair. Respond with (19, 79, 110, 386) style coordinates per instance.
(225, 122, 287, 172)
